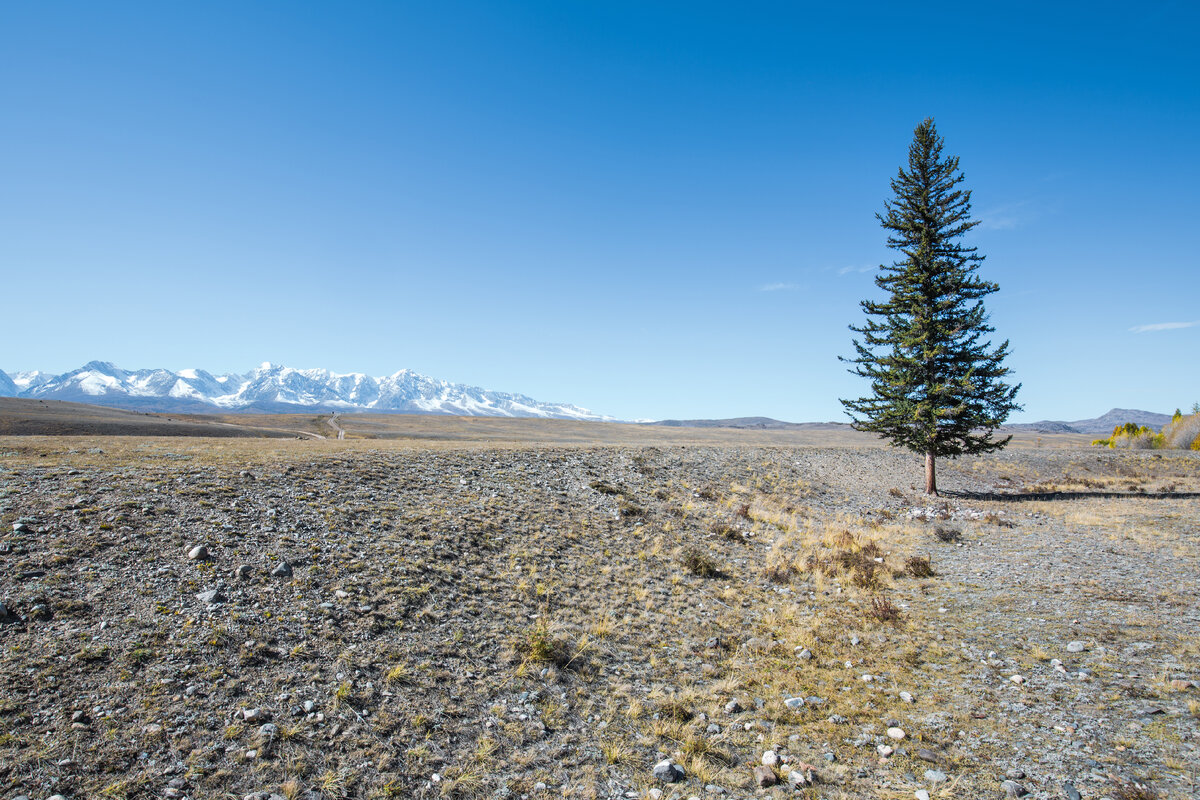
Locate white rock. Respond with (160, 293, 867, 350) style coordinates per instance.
(1010, 674, 1026, 685)
(887, 727, 906, 740)
(761, 750, 780, 767)
(899, 691, 914, 703)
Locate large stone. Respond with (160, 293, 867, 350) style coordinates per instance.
(1001, 780, 1028, 798)
(753, 765, 777, 787)
(188, 545, 211, 561)
(652, 759, 684, 783)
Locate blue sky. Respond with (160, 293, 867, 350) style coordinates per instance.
(2, 1, 1197, 422)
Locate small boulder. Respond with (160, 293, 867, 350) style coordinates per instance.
(271, 561, 293, 578)
(187, 545, 211, 561)
(652, 759, 684, 783)
(1001, 779, 1028, 798)
(753, 765, 777, 788)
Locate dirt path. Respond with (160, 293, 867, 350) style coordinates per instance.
(326, 412, 345, 440)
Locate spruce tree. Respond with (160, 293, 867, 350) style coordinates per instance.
(841, 118, 1021, 495)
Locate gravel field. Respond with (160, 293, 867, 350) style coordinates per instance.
(1, 436, 1198, 800)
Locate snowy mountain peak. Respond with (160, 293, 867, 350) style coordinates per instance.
(0, 362, 612, 420)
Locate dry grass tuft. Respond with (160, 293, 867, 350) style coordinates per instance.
(904, 555, 935, 578)
(866, 595, 904, 625)
(679, 547, 723, 578)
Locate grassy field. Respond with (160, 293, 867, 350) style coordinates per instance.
(0, 422, 1196, 799)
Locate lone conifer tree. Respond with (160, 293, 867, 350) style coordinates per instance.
(841, 118, 1021, 495)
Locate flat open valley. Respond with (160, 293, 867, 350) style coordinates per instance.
(1, 431, 1198, 800)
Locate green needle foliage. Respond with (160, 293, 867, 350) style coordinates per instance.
(841, 118, 1021, 495)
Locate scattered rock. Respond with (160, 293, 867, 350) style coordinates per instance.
(1009, 674, 1026, 685)
(1001, 779, 1028, 798)
(924, 769, 947, 783)
(1066, 641, 1086, 653)
(234, 564, 254, 579)
(916, 748, 938, 763)
(784, 696, 806, 709)
(1063, 782, 1081, 800)
(271, 561, 293, 578)
(724, 699, 743, 714)
(652, 759, 684, 783)
(887, 726, 906, 740)
(753, 765, 777, 787)
(761, 750, 779, 767)
(187, 545, 211, 561)
(899, 691, 914, 703)
(195, 589, 226, 605)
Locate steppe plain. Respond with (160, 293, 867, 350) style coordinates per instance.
(1, 411, 1198, 800)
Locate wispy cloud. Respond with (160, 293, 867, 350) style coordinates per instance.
(836, 264, 875, 276)
(757, 282, 802, 292)
(1129, 320, 1200, 333)
(977, 200, 1035, 231)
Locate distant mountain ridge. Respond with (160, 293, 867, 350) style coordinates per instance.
(648, 410, 1172, 435)
(0, 361, 609, 420)
(1001, 408, 1172, 435)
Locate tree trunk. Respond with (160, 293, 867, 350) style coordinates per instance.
(925, 450, 938, 496)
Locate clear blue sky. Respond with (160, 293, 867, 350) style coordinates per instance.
(2, 1, 1197, 421)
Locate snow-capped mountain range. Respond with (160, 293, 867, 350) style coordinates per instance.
(0, 361, 610, 420)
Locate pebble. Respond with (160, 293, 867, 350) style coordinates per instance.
(787, 769, 810, 786)
(652, 759, 684, 783)
(195, 589, 226, 605)
(1001, 779, 1028, 798)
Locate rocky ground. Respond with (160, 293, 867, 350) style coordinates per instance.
(1, 436, 1198, 800)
